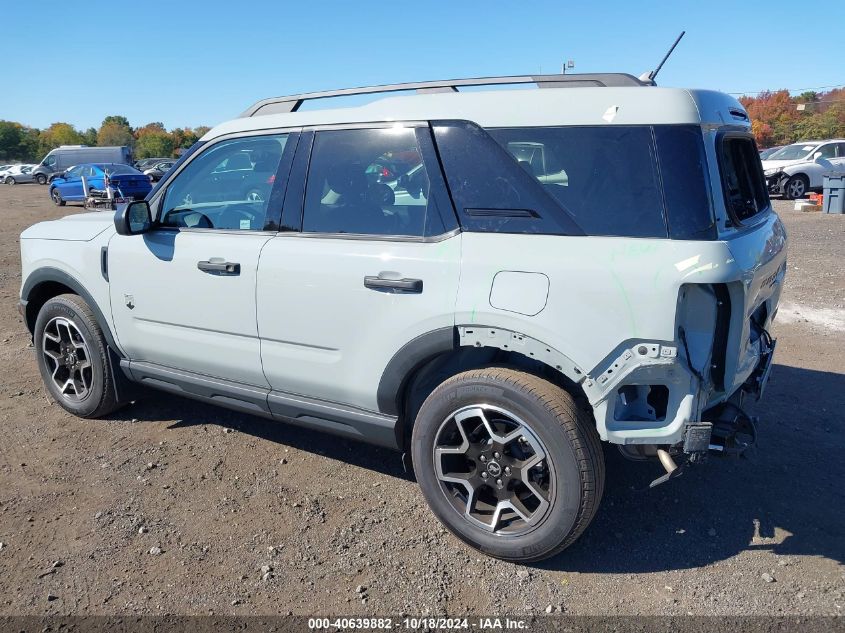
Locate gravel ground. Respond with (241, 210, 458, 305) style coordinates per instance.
(0, 186, 842, 617)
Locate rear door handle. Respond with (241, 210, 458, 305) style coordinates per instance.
(197, 259, 241, 275)
(364, 276, 423, 294)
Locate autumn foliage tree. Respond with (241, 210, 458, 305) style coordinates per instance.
(741, 87, 845, 148)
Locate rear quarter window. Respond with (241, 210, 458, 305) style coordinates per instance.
(433, 122, 716, 240)
(488, 126, 667, 238)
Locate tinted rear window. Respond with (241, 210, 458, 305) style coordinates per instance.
(488, 126, 666, 238)
(654, 126, 716, 239)
(101, 164, 138, 175)
(433, 122, 715, 239)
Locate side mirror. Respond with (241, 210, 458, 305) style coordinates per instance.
(115, 200, 152, 235)
(813, 152, 823, 162)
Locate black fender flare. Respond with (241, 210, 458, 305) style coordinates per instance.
(21, 266, 121, 353)
(376, 326, 456, 417)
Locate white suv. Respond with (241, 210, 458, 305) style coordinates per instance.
(762, 139, 845, 199)
(19, 73, 786, 562)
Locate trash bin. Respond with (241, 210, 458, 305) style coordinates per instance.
(822, 173, 845, 214)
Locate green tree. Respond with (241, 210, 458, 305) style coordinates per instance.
(81, 127, 98, 146)
(102, 115, 132, 129)
(0, 121, 23, 161)
(19, 127, 41, 162)
(135, 131, 174, 158)
(97, 121, 134, 147)
(38, 122, 84, 156)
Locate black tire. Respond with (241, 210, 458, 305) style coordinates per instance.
(50, 188, 65, 206)
(783, 174, 809, 199)
(35, 173, 47, 185)
(34, 294, 122, 418)
(411, 367, 604, 562)
(4, 176, 14, 185)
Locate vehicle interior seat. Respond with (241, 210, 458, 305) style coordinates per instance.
(225, 153, 253, 171)
(323, 161, 390, 234)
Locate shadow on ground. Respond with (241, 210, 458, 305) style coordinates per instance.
(109, 363, 845, 573)
(543, 363, 845, 572)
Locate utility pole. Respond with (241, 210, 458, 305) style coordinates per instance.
(561, 60, 575, 74)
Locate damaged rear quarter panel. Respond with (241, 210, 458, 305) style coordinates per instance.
(456, 221, 786, 443)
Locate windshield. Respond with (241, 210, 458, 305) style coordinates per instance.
(767, 143, 817, 161)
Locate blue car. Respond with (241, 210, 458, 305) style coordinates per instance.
(49, 163, 152, 206)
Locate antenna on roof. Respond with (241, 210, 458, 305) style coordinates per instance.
(641, 31, 685, 85)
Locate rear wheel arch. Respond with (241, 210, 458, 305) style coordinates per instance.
(380, 327, 591, 451)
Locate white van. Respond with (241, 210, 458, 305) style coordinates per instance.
(31, 145, 133, 184)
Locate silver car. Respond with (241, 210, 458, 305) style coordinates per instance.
(3, 164, 36, 185)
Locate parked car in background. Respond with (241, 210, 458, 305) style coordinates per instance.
(143, 160, 176, 182)
(762, 139, 845, 198)
(3, 164, 36, 185)
(32, 146, 133, 185)
(0, 165, 15, 175)
(758, 146, 783, 160)
(48, 163, 152, 206)
(134, 157, 171, 172)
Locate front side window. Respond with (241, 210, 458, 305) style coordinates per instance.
(43, 154, 57, 168)
(160, 134, 288, 230)
(302, 127, 433, 237)
(817, 144, 836, 159)
(718, 135, 770, 224)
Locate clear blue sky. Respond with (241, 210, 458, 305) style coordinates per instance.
(2, 0, 843, 131)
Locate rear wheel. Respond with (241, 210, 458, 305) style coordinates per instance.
(35, 173, 47, 185)
(51, 188, 65, 206)
(34, 294, 122, 418)
(784, 174, 809, 199)
(411, 367, 604, 562)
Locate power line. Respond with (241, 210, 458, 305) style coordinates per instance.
(727, 83, 845, 96)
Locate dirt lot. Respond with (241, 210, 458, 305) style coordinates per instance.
(0, 185, 842, 617)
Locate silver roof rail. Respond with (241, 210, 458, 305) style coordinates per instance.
(241, 73, 649, 117)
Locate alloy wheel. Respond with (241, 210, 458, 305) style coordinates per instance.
(433, 405, 555, 535)
(41, 317, 93, 402)
(787, 178, 806, 198)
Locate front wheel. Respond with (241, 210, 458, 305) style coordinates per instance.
(34, 294, 122, 418)
(50, 188, 65, 206)
(4, 176, 14, 185)
(784, 174, 809, 199)
(35, 173, 47, 185)
(411, 367, 604, 562)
